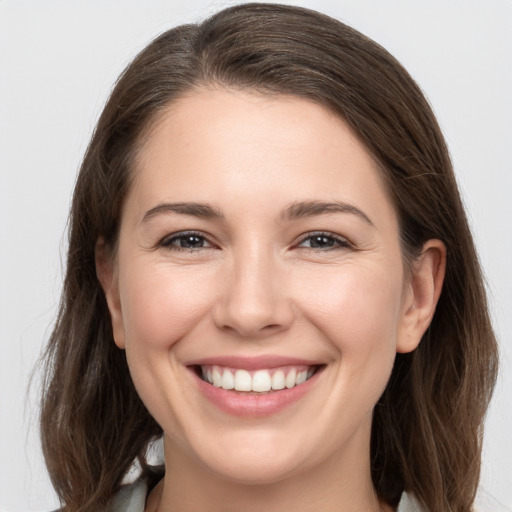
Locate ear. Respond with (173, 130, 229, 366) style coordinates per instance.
(95, 237, 126, 349)
(396, 239, 446, 354)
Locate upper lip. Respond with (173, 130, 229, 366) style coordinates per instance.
(184, 355, 322, 371)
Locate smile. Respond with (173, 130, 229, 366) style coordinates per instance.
(186, 356, 325, 416)
(200, 365, 317, 393)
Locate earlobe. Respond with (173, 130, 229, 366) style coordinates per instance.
(396, 239, 446, 354)
(95, 237, 126, 349)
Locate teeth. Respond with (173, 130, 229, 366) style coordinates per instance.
(296, 370, 307, 385)
(201, 365, 316, 393)
(234, 369, 252, 391)
(212, 368, 222, 387)
(285, 369, 296, 389)
(271, 370, 285, 390)
(252, 370, 272, 392)
(221, 369, 235, 390)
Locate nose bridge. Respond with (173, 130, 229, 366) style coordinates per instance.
(214, 241, 292, 337)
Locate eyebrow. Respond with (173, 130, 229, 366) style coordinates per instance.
(141, 200, 373, 226)
(281, 200, 374, 226)
(142, 202, 224, 222)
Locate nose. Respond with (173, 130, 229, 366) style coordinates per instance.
(212, 247, 294, 339)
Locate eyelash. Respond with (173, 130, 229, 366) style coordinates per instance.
(159, 231, 352, 252)
(295, 231, 352, 251)
(160, 231, 214, 251)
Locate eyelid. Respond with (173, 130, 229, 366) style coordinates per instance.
(156, 230, 352, 252)
(159, 230, 217, 250)
(294, 231, 353, 250)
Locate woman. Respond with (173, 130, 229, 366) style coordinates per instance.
(40, 3, 498, 511)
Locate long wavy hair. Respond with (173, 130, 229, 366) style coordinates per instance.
(40, 4, 498, 511)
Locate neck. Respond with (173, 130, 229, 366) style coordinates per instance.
(146, 433, 392, 512)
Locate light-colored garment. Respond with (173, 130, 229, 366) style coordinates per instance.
(397, 492, 423, 512)
(108, 478, 148, 512)
(107, 478, 423, 511)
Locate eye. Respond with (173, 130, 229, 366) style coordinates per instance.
(160, 231, 213, 251)
(296, 232, 351, 251)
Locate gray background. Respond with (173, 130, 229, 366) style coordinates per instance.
(1, 1, 510, 510)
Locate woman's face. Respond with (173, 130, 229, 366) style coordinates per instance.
(100, 89, 436, 484)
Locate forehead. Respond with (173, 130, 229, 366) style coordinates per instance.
(125, 88, 396, 227)
(140, 88, 369, 165)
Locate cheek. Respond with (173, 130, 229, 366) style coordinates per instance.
(293, 260, 405, 354)
(118, 260, 219, 351)
(116, 260, 222, 433)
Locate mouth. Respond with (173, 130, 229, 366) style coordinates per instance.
(192, 364, 322, 394)
(185, 356, 325, 416)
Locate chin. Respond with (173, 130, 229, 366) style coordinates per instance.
(208, 455, 304, 486)
(188, 429, 311, 485)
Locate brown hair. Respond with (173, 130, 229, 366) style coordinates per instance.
(40, 4, 498, 511)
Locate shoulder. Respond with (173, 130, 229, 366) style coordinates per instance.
(397, 492, 512, 512)
(48, 476, 153, 512)
(397, 492, 423, 512)
(106, 478, 149, 512)
(50, 478, 150, 512)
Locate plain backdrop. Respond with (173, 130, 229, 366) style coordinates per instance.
(0, 1, 511, 511)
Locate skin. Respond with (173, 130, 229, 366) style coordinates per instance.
(97, 88, 445, 512)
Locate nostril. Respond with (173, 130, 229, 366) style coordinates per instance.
(219, 322, 285, 338)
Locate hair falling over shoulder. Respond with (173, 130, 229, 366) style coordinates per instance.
(39, 4, 498, 511)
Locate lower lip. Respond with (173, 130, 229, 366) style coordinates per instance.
(190, 367, 323, 417)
